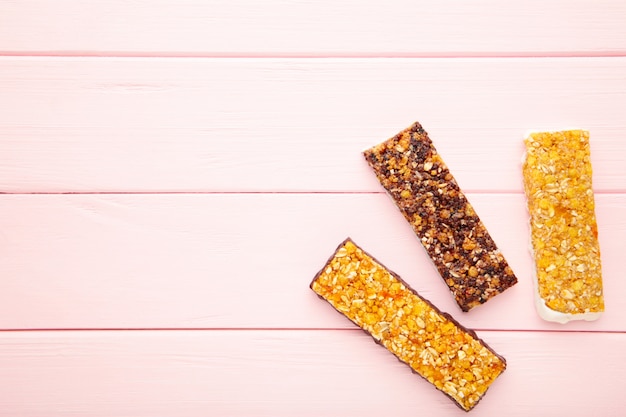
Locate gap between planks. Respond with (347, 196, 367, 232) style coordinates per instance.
(1, 328, 624, 334)
(1, 191, 625, 195)
(2, 52, 626, 59)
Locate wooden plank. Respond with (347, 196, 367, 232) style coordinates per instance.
(1, 57, 625, 193)
(1, 1, 625, 56)
(0, 193, 622, 331)
(0, 329, 623, 416)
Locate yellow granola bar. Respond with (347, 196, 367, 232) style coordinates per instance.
(523, 130, 604, 323)
(310, 238, 507, 411)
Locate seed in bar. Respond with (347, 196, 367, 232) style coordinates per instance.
(310, 238, 507, 411)
(522, 130, 604, 323)
(363, 122, 518, 311)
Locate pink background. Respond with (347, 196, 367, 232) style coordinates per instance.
(1, 1, 625, 415)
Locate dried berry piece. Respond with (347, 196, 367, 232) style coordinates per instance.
(523, 130, 603, 323)
(310, 238, 507, 411)
(363, 122, 518, 311)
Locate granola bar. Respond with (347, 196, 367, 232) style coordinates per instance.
(310, 238, 507, 411)
(363, 122, 518, 311)
(522, 130, 604, 323)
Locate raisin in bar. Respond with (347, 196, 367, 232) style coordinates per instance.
(363, 122, 518, 311)
(522, 130, 604, 323)
(310, 238, 507, 411)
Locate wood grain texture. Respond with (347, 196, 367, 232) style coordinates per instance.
(1, 0, 625, 56)
(0, 330, 623, 417)
(1, 57, 625, 193)
(2, 2, 625, 416)
(1, 193, 622, 332)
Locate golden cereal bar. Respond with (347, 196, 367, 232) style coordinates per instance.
(363, 122, 518, 311)
(310, 238, 507, 411)
(523, 130, 604, 323)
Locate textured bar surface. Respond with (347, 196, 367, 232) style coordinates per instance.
(363, 122, 518, 311)
(522, 130, 604, 323)
(310, 238, 507, 411)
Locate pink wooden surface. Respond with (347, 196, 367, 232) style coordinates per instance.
(1, 330, 624, 416)
(1, 0, 626, 56)
(1, 1, 625, 416)
(1, 193, 625, 332)
(2, 58, 626, 193)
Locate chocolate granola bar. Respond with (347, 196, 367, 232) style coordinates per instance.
(363, 122, 518, 311)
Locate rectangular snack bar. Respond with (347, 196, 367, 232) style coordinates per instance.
(363, 122, 518, 311)
(522, 130, 604, 323)
(310, 238, 507, 411)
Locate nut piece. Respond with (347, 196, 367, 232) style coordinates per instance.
(523, 130, 604, 320)
(363, 122, 518, 311)
(310, 238, 507, 411)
